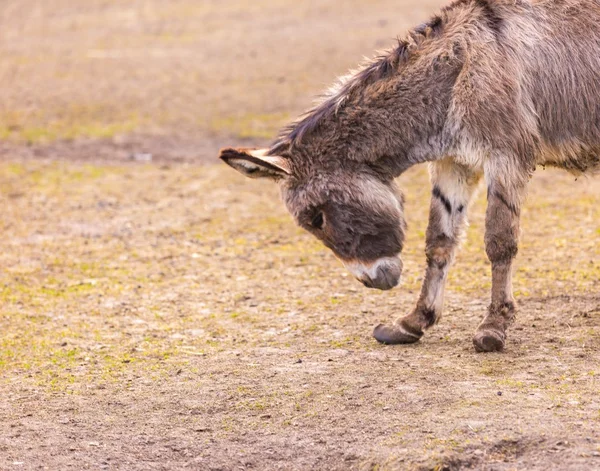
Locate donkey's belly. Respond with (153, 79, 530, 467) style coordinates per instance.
(539, 144, 600, 175)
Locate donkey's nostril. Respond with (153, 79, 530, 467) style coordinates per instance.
(361, 278, 374, 288)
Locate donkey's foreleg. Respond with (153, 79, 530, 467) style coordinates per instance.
(472, 180, 524, 352)
(374, 159, 481, 345)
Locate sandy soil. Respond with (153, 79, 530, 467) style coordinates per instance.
(1, 1, 599, 470)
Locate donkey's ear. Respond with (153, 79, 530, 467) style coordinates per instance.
(219, 148, 291, 180)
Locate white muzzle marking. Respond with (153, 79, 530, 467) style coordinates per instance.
(342, 256, 403, 290)
(344, 258, 389, 281)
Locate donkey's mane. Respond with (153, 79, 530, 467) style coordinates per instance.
(267, 17, 445, 154)
(268, 0, 500, 155)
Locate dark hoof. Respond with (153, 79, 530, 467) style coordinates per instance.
(373, 323, 421, 345)
(473, 329, 505, 353)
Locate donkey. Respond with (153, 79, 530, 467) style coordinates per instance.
(219, 0, 600, 352)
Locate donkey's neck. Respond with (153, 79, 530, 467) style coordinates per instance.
(273, 54, 460, 178)
(283, 76, 456, 178)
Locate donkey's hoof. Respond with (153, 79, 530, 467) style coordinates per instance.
(373, 323, 421, 345)
(473, 329, 505, 352)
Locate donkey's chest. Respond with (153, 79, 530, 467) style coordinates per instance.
(450, 144, 486, 171)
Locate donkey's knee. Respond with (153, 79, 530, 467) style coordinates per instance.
(484, 184, 521, 264)
(484, 226, 518, 264)
(425, 234, 456, 269)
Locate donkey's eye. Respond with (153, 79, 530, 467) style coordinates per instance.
(311, 212, 324, 229)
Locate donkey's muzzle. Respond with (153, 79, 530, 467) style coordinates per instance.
(344, 257, 403, 291)
(365, 258, 402, 290)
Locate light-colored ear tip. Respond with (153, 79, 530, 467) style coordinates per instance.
(248, 148, 269, 158)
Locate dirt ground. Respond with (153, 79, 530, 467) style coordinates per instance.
(1, 1, 599, 470)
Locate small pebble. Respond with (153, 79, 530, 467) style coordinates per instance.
(130, 152, 153, 162)
(497, 391, 503, 396)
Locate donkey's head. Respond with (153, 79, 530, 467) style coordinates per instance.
(219, 147, 406, 290)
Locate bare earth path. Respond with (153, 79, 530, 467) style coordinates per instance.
(0, 0, 599, 469)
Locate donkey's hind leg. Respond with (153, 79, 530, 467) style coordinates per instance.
(374, 159, 482, 345)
